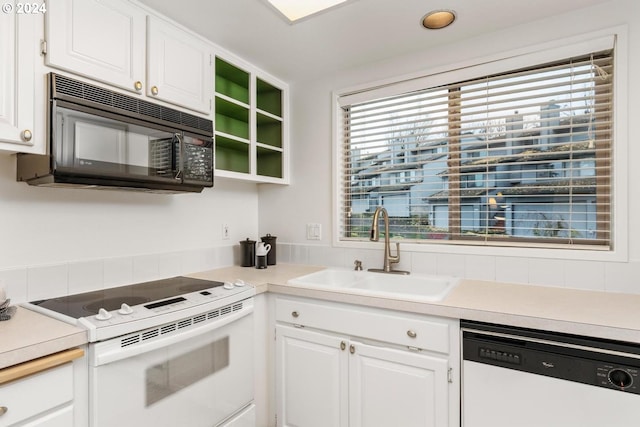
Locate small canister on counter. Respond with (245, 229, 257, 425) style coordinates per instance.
(239, 238, 256, 267)
(261, 233, 277, 265)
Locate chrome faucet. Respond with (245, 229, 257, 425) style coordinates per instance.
(368, 206, 409, 275)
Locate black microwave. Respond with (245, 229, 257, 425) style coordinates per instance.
(17, 73, 214, 193)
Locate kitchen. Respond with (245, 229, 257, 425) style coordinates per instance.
(1, 0, 639, 426)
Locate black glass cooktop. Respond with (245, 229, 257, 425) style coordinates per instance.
(30, 276, 224, 319)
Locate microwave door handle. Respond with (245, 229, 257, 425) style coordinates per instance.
(174, 133, 183, 181)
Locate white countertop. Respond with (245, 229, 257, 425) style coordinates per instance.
(192, 264, 640, 344)
(4, 262, 640, 370)
(0, 306, 87, 369)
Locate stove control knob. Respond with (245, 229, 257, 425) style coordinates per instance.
(234, 279, 246, 287)
(119, 303, 134, 315)
(223, 282, 234, 290)
(95, 308, 112, 321)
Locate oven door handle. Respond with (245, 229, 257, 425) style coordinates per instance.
(91, 306, 252, 367)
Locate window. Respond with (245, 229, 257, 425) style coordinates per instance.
(338, 45, 614, 249)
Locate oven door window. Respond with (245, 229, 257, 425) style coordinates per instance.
(54, 106, 180, 182)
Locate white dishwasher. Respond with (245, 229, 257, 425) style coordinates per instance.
(461, 320, 640, 427)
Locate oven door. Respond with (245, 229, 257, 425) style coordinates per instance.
(89, 309, 253, 427)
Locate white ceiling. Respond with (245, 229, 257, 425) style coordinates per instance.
(139, 0, 611, 83)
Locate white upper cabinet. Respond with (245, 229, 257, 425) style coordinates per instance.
(147, 16, 212, 114)
(45, 0, 146, 94)
(45, 0, 213, 114)
(0, 6, 42, 152)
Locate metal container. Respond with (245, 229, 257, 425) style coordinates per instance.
(239, 238, 256, 267)
(261, 234, 277, 265)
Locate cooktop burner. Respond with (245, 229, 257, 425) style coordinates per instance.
(30, 276, 224, 319)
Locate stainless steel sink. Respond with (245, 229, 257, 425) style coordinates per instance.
(287, 268, 459, 302)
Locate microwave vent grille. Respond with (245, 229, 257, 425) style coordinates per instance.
(52, 73, 213, 135)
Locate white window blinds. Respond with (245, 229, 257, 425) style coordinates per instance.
(339, 49, 614, 248)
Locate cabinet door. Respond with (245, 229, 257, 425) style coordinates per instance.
(46, 0, 145, 93)
(349, 341, 450, 427)
(146, 16, 212, 113)
(0, 6, 38, 150)
(276, 325, 348, 427)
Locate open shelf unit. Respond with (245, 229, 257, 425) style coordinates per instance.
(214, 56, 288, 183)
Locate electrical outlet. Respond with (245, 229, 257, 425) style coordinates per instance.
(222, 223, 230, 240)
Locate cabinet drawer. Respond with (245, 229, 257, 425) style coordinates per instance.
(276, 297, 452, 354)
(0, 363, 73, 426)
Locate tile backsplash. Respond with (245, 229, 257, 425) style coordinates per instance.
(276, 243, 640, 295)
(0, 245, 235, 304)
(2, 242, 638, 303)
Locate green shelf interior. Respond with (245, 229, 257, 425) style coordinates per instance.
(215, 135, 250, 174)
(257, 146, 283, 178)
(257, 78, 282, 117)
(257, 112, 282, 148)
(215, 97, 249, 140)
(215, 58, 250, 104)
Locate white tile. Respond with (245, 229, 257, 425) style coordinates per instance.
(410, 252, 437, 276)
(68, 260, 104, 294)
(564, 259, 605, 291)
(289, 245, 309, 265)
(276, 243, 292, 264)
(181, 249, 207, 275)
(217, 245, 235, 267)
(495, 257, 529, 284)
(104, 256, 133, 289)
(157, 252, 182, 279)
(307, 245, 346, 268)
(436, 253, 466, 278)
(0, 268, 28, 304)
(464, 255, 496, 281)
(27, 264, 68, 301)
(528, 258, 565, 288)
(604, 261, 640, 294)
(133, 254, 160, 283)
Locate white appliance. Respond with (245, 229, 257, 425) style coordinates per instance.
(462, 321, 640, 427)
(26, 276, 255, 427)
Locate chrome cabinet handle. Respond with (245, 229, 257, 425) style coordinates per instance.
(291, 311, 299, 318)
(407, 330, 417, 338)
(134, 81, 143, 91)
(22, 129, 32, 142)
(349, 344, 355, 354)
(151, 85, 159, 95)
(0, 406, 7, 416)
(340, 341, 346, 351)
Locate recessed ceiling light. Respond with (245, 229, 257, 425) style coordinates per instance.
(266, 0, 349, 22)
(421, 10, 456, 30)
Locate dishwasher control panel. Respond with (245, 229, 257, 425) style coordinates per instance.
(463, 325, 640, 396)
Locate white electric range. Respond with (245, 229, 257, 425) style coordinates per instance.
(26, 276, 256, 427)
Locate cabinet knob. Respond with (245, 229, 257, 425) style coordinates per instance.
(291, 311, 299, 318)
(134, 81, 143, 91)
(407, 330, 417, 338)
(0, 406, 7, 416)
(349, 344, 356, 354)
(21, 129, 32, 142)
(340, 341, 346, 351)
(151, 86, 159, 95)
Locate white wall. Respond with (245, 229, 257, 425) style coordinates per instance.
(259, 0, 640, 294)
(0, 152, 259, 302)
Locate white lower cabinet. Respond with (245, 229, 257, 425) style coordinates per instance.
(275, 297, 459, 427)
